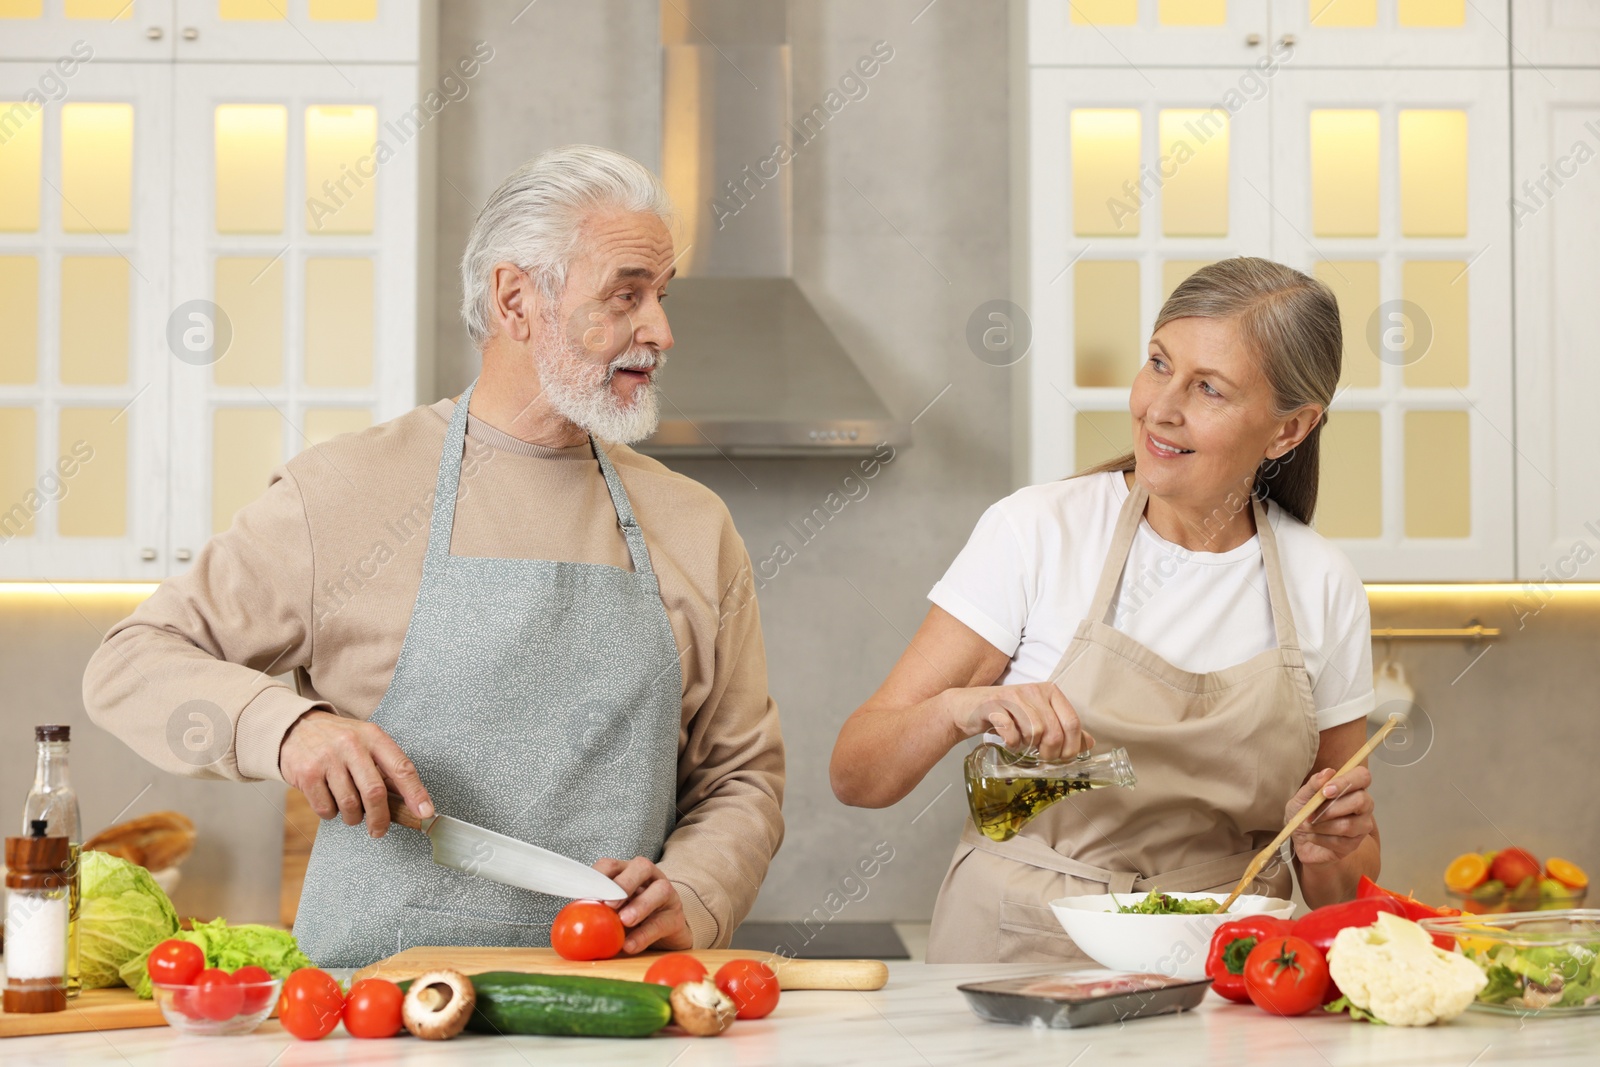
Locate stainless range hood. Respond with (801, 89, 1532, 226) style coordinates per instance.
(641, 0, 910, 458)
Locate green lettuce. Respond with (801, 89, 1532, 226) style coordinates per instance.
(1324, 995, 1387, 1024)
(119, 917, 314, 998)
(77, 851, 181, 990)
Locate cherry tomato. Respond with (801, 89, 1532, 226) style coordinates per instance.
(194, 968, 244, 1021)
(714, 959, 780, 1020)
(277, 967, 345, 1041)
(550, 900, 626, 962)
(1243, 936, 1330, 1016)
(343, 978, 405, 1039)
(643, 953, 708, 988)
(232, 965, 274, 1014)
(147, 939, 205, 986)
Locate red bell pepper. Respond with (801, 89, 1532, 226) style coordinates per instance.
(1355, 875, 1462, 949)
(1204, 915, 1295, 1003)
(1291, 897, 1408, 1002)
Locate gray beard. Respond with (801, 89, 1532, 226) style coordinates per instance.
(535, 321, 664, 445)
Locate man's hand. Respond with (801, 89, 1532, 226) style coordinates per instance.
(593, 857, 692, 955)
(279, 710, 434, 838)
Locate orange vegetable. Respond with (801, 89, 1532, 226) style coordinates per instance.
(1545, 857, 1589, 891)
(1444, 853, 1490, 893)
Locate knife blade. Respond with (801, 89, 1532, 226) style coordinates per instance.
(386, 795, 627, 901)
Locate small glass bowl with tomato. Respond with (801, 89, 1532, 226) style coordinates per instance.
(151, 970, 281, 1036)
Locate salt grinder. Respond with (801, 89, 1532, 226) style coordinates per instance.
(4, 819, 71, 1013)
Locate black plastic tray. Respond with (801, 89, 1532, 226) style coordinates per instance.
(959, 971, 1212, 1029)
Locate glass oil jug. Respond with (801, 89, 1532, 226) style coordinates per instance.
(963, 742, 1137, 843)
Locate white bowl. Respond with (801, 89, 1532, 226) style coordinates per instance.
(1049, 892, 1296, 981)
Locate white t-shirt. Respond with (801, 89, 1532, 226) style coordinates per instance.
(929, 471, 1374, 733)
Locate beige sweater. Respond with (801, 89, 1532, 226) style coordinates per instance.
(83, 399, 784, 948)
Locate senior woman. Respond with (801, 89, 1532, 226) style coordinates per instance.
(831, 257, 1378, 962)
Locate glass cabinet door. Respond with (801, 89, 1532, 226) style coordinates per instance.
(1027, 0, 1273, 66)
(0, 60, 171, 579)
(1271, 69, 1514, 580)
(1273, 0, 1508, 67)
(166, 62, 419, 570)
(170, 0, 419, 63)
(0, 0, 175, 61)
(1024, 66, 1273, 484)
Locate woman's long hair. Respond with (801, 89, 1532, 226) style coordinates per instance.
(1079, 257, 1343, 525)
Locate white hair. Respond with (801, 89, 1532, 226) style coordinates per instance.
(458, 145, 672, 346)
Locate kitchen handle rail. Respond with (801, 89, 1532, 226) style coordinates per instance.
(1369, 622, 1500, 641)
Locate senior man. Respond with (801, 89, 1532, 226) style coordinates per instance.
(84, 145, 784, 967)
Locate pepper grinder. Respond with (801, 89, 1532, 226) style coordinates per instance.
(4, 820, 71, 1014)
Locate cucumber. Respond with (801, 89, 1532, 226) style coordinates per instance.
(400, 971, 672, 1038)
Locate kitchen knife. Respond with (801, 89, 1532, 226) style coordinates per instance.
(385, 795, 628, 901)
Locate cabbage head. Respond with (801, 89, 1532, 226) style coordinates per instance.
(77, 850, 180, 989)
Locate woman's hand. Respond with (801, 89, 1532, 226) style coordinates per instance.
(945, 682, 1095, 761)
(1285, 764, 1376, 866)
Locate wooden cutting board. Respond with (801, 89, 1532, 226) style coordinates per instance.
(0, 987, 166, 1039)
(355, 947, 889, 991)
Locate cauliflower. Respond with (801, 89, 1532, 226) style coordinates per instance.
(1327, 911, 1488, 1026)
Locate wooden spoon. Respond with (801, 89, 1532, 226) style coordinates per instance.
(1216, 714, 1402, 913)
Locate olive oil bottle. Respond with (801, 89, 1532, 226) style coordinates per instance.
(963, 742, 1136, 843)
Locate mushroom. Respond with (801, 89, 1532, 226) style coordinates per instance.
(402, 969, 476, 1040)
(669, 978, 736, 1037)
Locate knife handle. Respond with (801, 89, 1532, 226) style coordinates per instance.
(386, 793, 427, 832)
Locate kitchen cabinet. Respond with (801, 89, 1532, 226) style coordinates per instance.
(0, 0, 420, 62)
(169, 0, 422, 63)
(1509, 0, 1600, 68)
(0, 60, 173, 579)
(0, 7, 432, 580)
(1512, 69, 1600, 583)
(1014, 3, 1597, 583)
(1268, 68, 1514, 582)
(1024, 0, 1507, 68)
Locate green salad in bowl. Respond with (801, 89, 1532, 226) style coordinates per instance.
(1420, 909, 1600, 1015)
(1111, 891, 1224, 916)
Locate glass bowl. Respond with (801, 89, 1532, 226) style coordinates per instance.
(1445, 880, 1587, 915)
(152, 978, 281, 1035)
(1418, 909, 1600, 1017)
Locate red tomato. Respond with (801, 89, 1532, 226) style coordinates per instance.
(343, 978, 405, 1039)
(194, 968, 244, 1021)
(550, 900, 626, 962)
(1243, 936, 1330, 1017)
(714, 959, 780, 1020)
(169, 985, 205, 1020)
(147, 939, 205, 986)
(232, 965, 274, 1014)
(643, 953, 708, 988)
(277, 968, 345, 1041)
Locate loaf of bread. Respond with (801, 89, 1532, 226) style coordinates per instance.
(84, 810, 197, 871)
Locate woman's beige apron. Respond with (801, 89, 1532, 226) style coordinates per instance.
(926, 479, 1321, 963)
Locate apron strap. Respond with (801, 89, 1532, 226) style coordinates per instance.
(1085, 478, 1148, 625)
(590, 439, 654, 577)
(423, 379, 478, 568)
(422, 379, 655, 577)
(964, 824, 1265, 897)
(1252, 493, 1301, 653)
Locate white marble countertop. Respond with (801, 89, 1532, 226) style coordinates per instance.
(4, 961, 1596, 1066)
